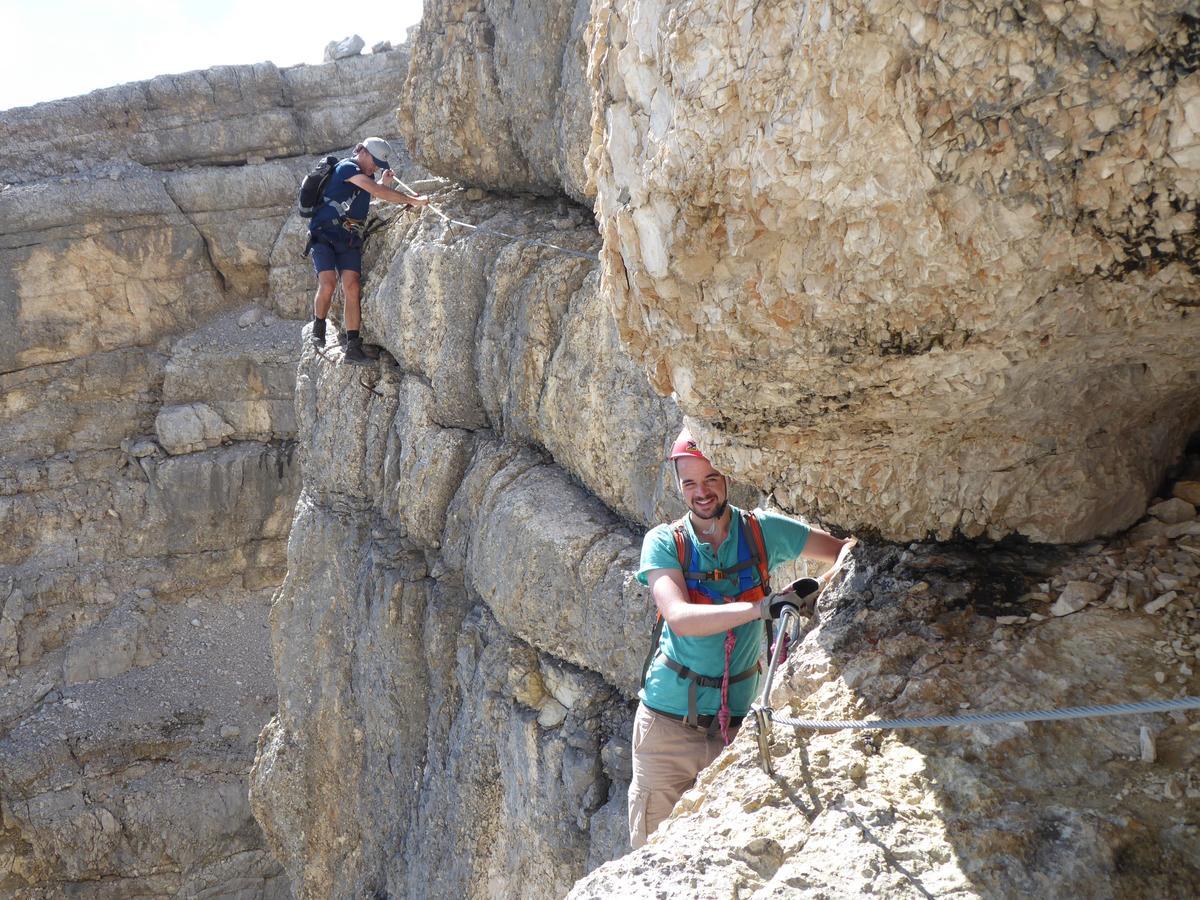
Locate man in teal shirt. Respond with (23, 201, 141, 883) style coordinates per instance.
(629, 427, 855, 848)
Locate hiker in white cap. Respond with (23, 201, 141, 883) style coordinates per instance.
(307, 137, 428, 365)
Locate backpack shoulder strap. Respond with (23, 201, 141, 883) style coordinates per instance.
(671, 519, 690, 575)
(743, 510, 771, 595)
(642, 520, 688, 689)
(325, 159, 366, 217)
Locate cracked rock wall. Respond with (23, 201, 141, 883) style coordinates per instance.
(200, 3, 1200, 899)
(399, 0, 595, 204)
(249, 195, 681, 898)
(0, 47, 412, 897)
(587, 0, 1200, 544)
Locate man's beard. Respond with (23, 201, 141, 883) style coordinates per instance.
(691, 499, 727, 521)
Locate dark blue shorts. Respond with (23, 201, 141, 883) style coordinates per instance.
(309, 226, 362, 274)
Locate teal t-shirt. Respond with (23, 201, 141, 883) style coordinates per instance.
(636, 507, 810, 717)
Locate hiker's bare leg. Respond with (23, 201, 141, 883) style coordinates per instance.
(313, 270, 336, 319)
(342, 270, 362, 331)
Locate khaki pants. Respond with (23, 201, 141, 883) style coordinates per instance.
(627, 702, 740, 848)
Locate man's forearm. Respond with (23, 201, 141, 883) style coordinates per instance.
(350, 176, 424, 205)
(813, 535, 857, 585)
(665, 600, 762, 637)
(802, 529, 851, 564)
(374, 185, 421, 204)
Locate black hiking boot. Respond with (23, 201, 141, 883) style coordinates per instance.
(310, 322, 327, 348)
(342, 336, 374, 367)
(338, 331, 380, 359)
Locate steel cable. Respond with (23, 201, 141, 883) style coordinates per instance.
(767, 695, 1200, 732)
(391, 178, 600, 261)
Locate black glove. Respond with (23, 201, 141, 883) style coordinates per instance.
(760, 577, 821, 620)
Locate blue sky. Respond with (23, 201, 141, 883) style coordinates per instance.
(0, 0, 425, 111)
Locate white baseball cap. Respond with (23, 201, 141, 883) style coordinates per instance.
(362, 136, 392, 169)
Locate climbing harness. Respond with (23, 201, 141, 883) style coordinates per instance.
(641, 510, 773, 745)
(302, 220, 367, 262)
(749, 556, 1200, 774)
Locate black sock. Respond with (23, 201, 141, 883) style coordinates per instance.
(312, 317, 326, 337)
(347, 329, 360, 342)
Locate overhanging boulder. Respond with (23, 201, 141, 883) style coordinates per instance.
(588, 0, 1200, 543)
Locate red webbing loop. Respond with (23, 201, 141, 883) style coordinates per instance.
(718, 629, 736, 745)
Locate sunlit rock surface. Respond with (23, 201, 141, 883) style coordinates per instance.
(0, 50, 409, 178)
(8, 3, 1200, 898)
(399, 0, 594, 203)
(258, 4, 1200, 897)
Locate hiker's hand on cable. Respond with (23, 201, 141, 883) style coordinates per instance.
(759, 596, 801, 621)
(781, 576, 821, 616)
(758, 602, 796, 624)
(408, 194, 430, 208)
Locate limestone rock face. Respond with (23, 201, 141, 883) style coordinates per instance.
(249, 205, 676, 898)
(155, 402, 236, 454)
(11, 4, 1199, 898)
(0, 160, 319, 374)
(0, 172, 225, 371)
(162, 307, 301, 446)
(0, 50, 410, 179)
(0, 48, 412, 897)
(399, 0, 594, 203)
(1, 574, 288, 899)
(358, 195, 679, 527)
(587, 0, 1200, 543)
(252, 498, 629, 900)
(0, 432, 298, 897)
(161, 160, 311, 299)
